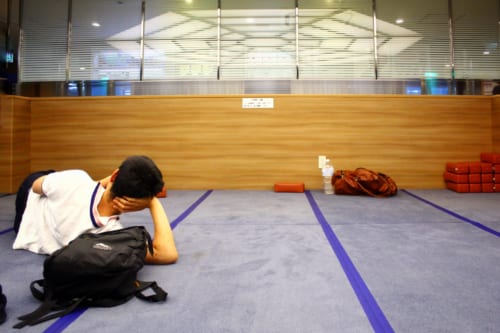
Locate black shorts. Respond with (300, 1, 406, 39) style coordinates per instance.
(14, 170, 55, 233)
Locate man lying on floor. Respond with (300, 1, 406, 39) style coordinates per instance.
(12, 155, 178, 265)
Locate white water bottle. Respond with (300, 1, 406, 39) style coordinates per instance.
(322, 159, 334, 195)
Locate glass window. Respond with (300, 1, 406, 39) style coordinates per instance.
(20, 0, 68, 82)
(376, 0, 450, 79)
(17, 0, 500, 86)
(70, 0, 142, 81)
(143, 0, 218, 80)
(453, 0, 500, 79)
(0, 0, 6, 74)
(298, 0, 374, 79)
(220, 0, 296, 79)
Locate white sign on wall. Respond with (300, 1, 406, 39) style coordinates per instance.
(242, 98, 274, 109)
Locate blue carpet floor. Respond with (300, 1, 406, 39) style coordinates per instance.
(0, 190, 499, 333)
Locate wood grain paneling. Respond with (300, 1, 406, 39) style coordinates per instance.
(28, 95, 492, 190)
(492, 96, 500, 152)
(0, 96, 12, 192)
(0, 95, 30, 193)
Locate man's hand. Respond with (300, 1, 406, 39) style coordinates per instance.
(112, 196, 152, 213)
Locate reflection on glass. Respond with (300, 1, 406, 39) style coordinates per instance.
(220, 0, 296, 79)
(142, 0, 218, 80)
(19, 0, 500, 84)
(298, 2, 375, 79)
(453, 0, 500, 79)
(376, 0, 449, 79)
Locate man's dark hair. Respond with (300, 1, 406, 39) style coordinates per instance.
(111, 155, 164, 198)
(493, 85, 500, 95)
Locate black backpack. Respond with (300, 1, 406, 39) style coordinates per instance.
(14, 226, 167, 329)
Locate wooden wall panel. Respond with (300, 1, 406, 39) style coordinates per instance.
(12, 97, 32, 191)
(0, 96, 12, 192)
(0, 96, 30, 193)
(29, 95, 492, 190)
(492, 96, 500, 152)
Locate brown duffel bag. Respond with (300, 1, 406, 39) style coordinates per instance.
(333, 168, 398, 197)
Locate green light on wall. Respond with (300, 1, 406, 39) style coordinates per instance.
(5, 52, 14, 63)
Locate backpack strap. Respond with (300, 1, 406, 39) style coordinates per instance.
(14, 281, 87, 329)
(29, 279, 46, 302)
(14, 298, 58, 329)
(14, 280, 88, 329)
(14, 297, 85, 329)
(144, 231, 154, 255)
(134, 280, 167, 303)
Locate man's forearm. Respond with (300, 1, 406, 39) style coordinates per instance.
(146, 197, 178, 264)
